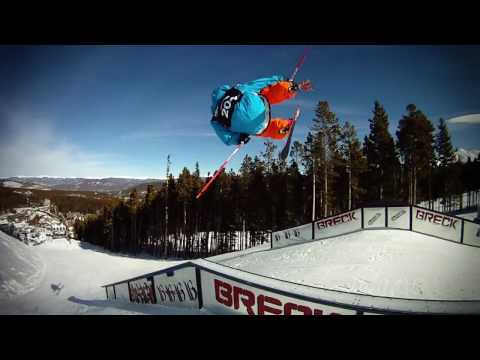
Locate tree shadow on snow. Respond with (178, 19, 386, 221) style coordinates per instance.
(77, 242, 184, 263)
(67, 296, 205, 315)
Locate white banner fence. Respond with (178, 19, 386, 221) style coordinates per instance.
(271, 205, 480, 249)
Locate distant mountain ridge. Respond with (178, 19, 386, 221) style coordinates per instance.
(2, 151, 476, 195)
(455, 148, 480, 163)
(1, 177, 164, 195)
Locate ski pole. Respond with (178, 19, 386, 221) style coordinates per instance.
(289, 47, 311, 82)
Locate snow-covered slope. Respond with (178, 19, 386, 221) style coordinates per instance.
(0, 231, 45, 299)
(3, 226, 480, 314)
(0, 231, 208, 314)
(210, 230, 480, 301)
(2, 181, 24, 188)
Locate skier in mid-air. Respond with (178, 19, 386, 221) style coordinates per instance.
(197, 50, 312, 199)
(210, 75, 312, 146)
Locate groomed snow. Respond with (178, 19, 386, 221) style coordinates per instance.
(457, 212, 478, 222)
(0, 231, 209, 314)
(3, 226, 480, 314)
(209, 229, 480, 300)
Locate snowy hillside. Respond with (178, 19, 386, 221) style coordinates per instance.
(2, 181, 24, 188)
(0, 231, 208, 314)
(2, 177, 162, 194)
(210, 230, 480, 300)
(0, 231, 45, 299)
(455, 148, 480, 163)
(1, 180, 47, 190)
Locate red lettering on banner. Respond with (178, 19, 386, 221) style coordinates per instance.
(316, 211, 358, 230)
(214, 279, 232, 307)
(284, 302, 313, 315)
(258, 295, 282, 315)
(233, 286, 255, 314)
(416, 209, 457, 229)
(213, 278, 345, 315)
(416, 210, 424, 220)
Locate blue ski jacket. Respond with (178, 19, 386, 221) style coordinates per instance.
(210, 75, 286, 146)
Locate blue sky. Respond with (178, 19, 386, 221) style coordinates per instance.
(0, 45, 479, 178)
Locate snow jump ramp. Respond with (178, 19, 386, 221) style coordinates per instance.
(102, 206, 480, 315)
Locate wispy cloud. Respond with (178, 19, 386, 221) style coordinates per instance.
(447, 114, 480, 125)
(0, 112, 132, 178)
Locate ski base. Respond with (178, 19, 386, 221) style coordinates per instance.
(279, 107, 301, 161)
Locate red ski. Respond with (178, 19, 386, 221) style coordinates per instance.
(279, 106, 301, 161)
(196, 142, 246, 200)
(289, 47, 311, 81)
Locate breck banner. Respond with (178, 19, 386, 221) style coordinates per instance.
(200, 271, 356, 315)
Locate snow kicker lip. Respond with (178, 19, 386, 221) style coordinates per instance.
(102, 258, 480, 315)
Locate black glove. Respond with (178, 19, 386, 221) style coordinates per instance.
(239, 133, 250, 144)
(290, 81, 300, 92)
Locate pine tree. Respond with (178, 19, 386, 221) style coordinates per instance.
(433, 118, 457, 204)
(164, 155, 171, 256)
(247, 156, 268, 232)
(396, 104, 435, 204)
(435, 118, 455, 168)
(287, 140, 308, 224)
(311, 101, 342, 216)
(340, 121, 367, 210)
(300, 132, 316, 221)
(363, 101, 399, 201)
(260, 141, 278, 229)
(290, 141, 305, 172)
(128, 189, 139, 253)
(260, 140, 277, 175)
